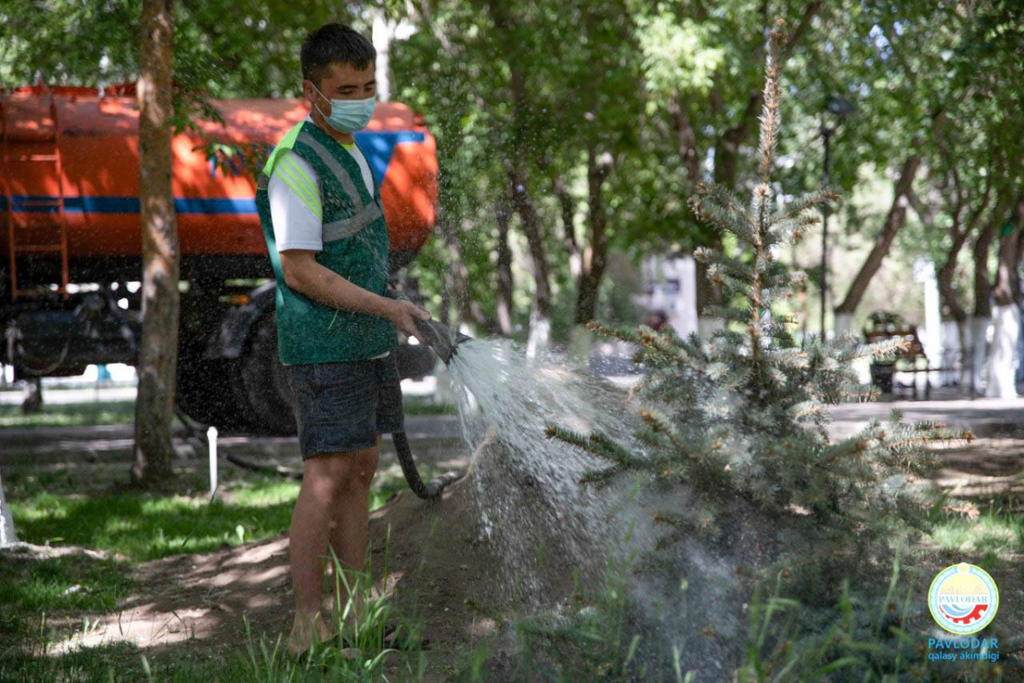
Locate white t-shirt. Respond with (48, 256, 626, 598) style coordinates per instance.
(269, 117, 389, 358)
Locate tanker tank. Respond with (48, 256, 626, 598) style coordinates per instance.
(0, 85, 439, 432)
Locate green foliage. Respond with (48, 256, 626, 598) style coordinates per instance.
(556, 19, 965, 556)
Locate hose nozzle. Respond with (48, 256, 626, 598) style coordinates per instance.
(413, 317, 472, 365)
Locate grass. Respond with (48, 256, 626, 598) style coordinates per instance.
(928, 509, 1024, 564)
(402, 395, 457, 416)
(0, 461, 432, 680)
(5, 466, 407, 562)
(0, 550, 133, 644)
(0, 399, 136, 428)
(0, 536, 432, 683)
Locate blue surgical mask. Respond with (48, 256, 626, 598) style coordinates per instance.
(310, 83, 375, 133)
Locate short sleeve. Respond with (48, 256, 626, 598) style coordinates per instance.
(268, 150, 323, 252)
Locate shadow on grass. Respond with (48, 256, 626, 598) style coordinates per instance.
(0, 640, 255, 682)
(0, 550, 133, 646)
(10, 489, 297, 562)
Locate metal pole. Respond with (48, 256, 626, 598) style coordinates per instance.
(820, 123, 833, 339)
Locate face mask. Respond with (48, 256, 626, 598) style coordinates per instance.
(310, 83, 375, 133)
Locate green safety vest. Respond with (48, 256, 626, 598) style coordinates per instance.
(256, 120, 397, 365)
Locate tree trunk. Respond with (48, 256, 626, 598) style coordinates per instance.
(669, 91, 701, 185)
(486, 0, 552, 326)
(973, 212, 1001, 319)
(969, 211, 1001, 396)
(371, 11, 396, 103)
(986, 304, 1020, 398)
(132, 0, 178, 487)
(574, 147, 613, 324)
(936, 209, 970, 328)
(0, 468, 17, 547)
(937, 232, 971, 386)
(551, 174, 581, 279)
(442, 219, 487, 331)
(495, 200, 514, 336)
(990, 194, 1022, 307)
(833, 152, 921, 317)
(510, 169, 553, 319)
(936, 170, 993, 388)
(985, 194, 1022, 398)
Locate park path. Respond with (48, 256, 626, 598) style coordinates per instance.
(3, 395, 1022, 466)
(0, 414, 467, 472)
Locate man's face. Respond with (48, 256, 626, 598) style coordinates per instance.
(304, 61, 376, 113)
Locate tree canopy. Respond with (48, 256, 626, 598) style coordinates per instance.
(2, 0, 1021, 341)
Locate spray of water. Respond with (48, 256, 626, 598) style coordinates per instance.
(446, 338, 642, 603)
(443, 338, 757, 674)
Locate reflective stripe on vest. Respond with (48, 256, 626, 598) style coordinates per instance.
(261, 122, 305, 177)
(323, 202, 384, 241)
(295, 129, 382, 242)
(258, 122, 324, 219)
(295, 130, 365, 206)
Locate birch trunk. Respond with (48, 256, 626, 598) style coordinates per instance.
(0, 468, 17, 547)
(985, 305, 1020, 398)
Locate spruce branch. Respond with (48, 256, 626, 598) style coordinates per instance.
(778, 190, 840, 222)
(640, 409, 684, 450)
(757, 19, 785, 183)
(847, 337, 912, 361)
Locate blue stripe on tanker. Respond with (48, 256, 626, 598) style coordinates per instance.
(1, 131, 426, 215)
(0, 196, 257, 215)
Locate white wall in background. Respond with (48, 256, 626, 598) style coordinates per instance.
(637, 254, 698, 338)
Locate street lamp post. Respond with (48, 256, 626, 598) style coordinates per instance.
(819, 122, 833, 338)
(819, 95, 854, 340)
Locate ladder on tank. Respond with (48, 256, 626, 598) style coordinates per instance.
(0, 90, 71, 299)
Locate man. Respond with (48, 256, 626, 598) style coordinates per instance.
(255, 22, 430, 654)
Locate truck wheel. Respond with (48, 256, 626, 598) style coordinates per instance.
(232, 312, 296, 436)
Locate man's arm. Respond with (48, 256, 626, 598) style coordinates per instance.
(279, 249, 429, 343)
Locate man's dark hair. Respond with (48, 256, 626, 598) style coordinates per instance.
(301, 23, 376, 86)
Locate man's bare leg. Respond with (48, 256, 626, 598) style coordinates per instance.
(327, 437, 380, 627)
(288, 448, 372, 654)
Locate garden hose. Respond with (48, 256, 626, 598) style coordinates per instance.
(392, 316, 472, 500)
(392, 431, 463, 500)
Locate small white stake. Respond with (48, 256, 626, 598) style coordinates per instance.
(207, 426, 218, 498)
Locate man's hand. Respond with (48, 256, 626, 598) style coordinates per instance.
(385, 298, 431, 345)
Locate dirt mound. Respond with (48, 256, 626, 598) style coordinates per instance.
(368, 436, 603, 655)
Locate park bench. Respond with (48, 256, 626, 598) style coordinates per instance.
(863, 311, 939, 400)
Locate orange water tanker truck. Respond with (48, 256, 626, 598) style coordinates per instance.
(0, 85, 439, 433)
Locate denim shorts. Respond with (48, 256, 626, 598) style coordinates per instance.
(286, 354, 404, 459)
